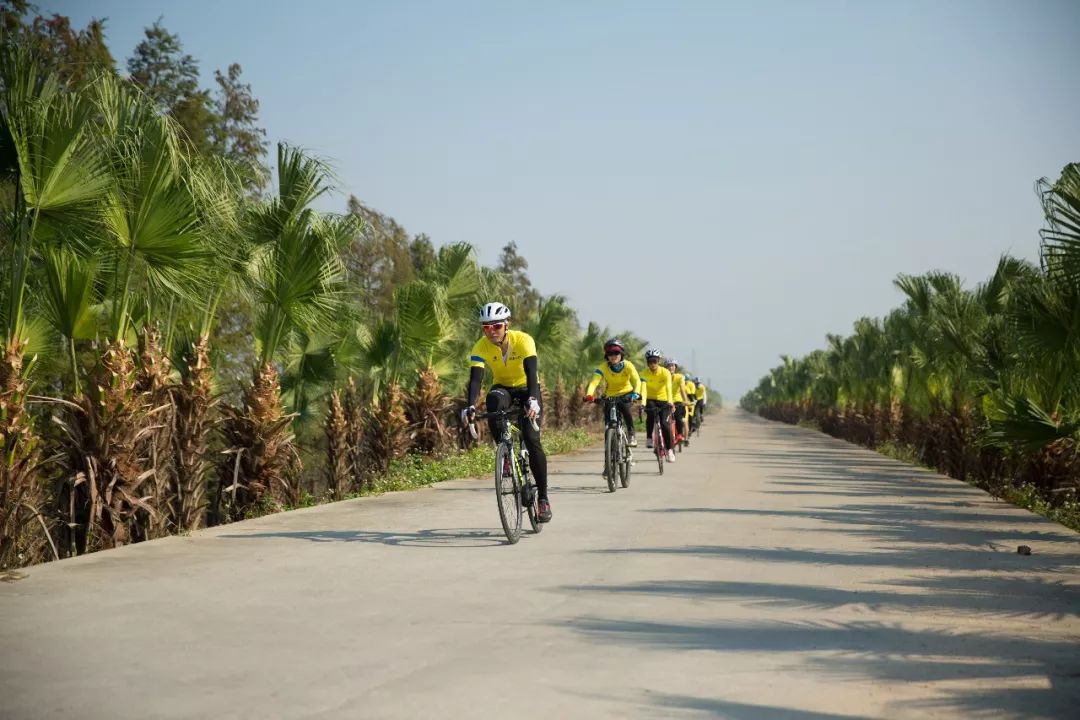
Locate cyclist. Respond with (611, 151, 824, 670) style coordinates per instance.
(666, 357, 690, 445)
(462, 302, 551, 523)
(641, 348, 676, 462)
(684, 375, 697, 438)
(584, 338, 642, 449)
(695, 377, 707, 421)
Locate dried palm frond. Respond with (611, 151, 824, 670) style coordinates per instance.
(172, 335, 214, 531)
(0, 338, 52, 568)
(406, 366, 451, 456)
(216, 361, 298, 522)
(324, 389, 349, 500)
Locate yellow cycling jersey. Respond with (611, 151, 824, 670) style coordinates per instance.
(586, 360, 642, 398)
(469, 330, 537, 388)
(672, 372, 688, 403)
(698, 385, 707, 402)
(685, 380, 697, 401)
(641, 365, 674, 403)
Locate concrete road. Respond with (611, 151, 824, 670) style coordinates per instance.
(2, 410, 1079, 719)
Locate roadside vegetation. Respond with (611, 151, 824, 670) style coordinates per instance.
(742, 162, 1080, 532)
(0, 8, 686, 568)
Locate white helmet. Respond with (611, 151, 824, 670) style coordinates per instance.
(479, 302, 511, 324)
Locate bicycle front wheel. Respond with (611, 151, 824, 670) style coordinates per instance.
(495, 442, 522, 543)
(654, 427, 665, 475)
(604, 428, 618, 492)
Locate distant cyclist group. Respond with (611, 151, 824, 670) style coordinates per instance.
(462, 301, 708, 537)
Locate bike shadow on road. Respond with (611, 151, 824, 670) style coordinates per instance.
(217, 527, 507, 548)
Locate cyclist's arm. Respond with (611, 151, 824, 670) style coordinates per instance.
(585, 368, 603, 397)
(629, 364, 641, 399)
(665, 373, 673, 404)
(523, 355, 540, 401)
(466, 366, 484, 407)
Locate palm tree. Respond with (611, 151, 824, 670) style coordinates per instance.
(0, 46, 110, 565)
(217, 143, 355, 518)
(986, 167, 1080, 466)
(48, 73, 228, 549)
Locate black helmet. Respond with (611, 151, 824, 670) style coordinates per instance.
(603, 338, 624, 354)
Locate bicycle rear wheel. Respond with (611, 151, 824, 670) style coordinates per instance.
(604, 428, 618, 493)
(654, 426, 665, 475)
(526, 488, 542, 533)
(495, 442, 522, 543)
(523, 463, 542, 533)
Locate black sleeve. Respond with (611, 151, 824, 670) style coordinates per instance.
(467, 366, 484, 407)
(523, 356, 539, 400)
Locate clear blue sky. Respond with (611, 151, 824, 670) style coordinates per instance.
(56, 0, 1080, 401)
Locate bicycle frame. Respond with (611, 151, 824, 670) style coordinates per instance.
(644, 405, 669, 454)
(475, 407, 530, 477)
(603, 397, 630, 434)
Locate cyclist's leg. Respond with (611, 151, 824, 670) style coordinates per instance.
(617, 396, 635, 441)
(485, 386, 511, 439)
(658, 403, 674, 449)
(645, 400, 657, 443)
(674, 402, 686, 437)
(509, 388, 548, 500)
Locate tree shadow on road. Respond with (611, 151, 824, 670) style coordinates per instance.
(640, 505, 1079, 548)
(590, 543, 1078, 573)
(218, 527, 508, 548)
(563, 614, 1080, 718)
(560, 575, 1080, 620)
(644, 694, 871, 719)
(561, 412, 1080, 716)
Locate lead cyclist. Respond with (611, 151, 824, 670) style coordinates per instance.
(461, 302, 552, 523)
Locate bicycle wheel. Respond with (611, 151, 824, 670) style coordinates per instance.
(604, 428, 618, 493)
(620, 451, 631, 488)
(526, 483, 542, 533)
(495, 442, 522, 543)
(523, 459, 542, 534)
(654, 426, 664, 475)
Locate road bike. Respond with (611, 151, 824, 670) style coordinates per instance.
(469, 406, 541, 544)
(643, 404, 670, 474)
(593, 396, 633, 492)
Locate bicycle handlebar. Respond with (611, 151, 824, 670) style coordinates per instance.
(474, 407, 523, 421)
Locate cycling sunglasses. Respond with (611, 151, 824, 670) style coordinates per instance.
(482, 322, 506, 331)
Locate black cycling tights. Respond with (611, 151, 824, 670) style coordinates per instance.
(486, 386, 549, 500)
(673, 402, 687, 437)
(645, 400, 674, 449)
